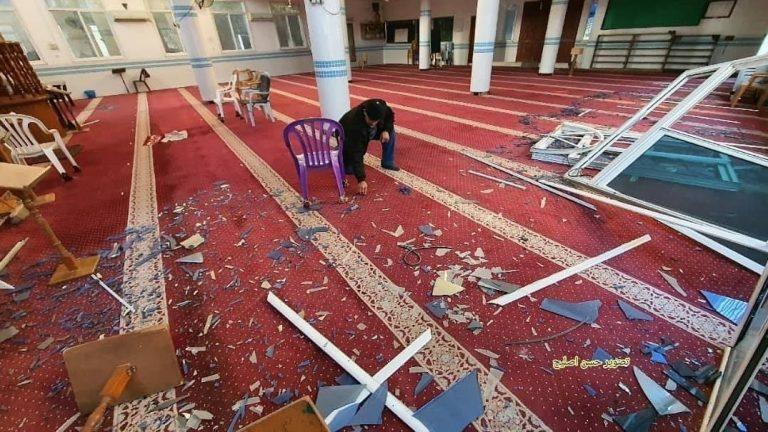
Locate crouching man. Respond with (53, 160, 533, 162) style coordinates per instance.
(339, 99, 399, 195)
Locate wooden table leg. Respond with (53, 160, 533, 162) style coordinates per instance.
(21, 186, 99, 285)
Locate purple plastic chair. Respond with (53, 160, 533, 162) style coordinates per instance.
(283, 118, 346, 206)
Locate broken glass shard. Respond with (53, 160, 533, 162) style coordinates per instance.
(618, 300, 653, 321)
(593, 348, 613, 362)
(176, 252, 204, 264)
(479, 278, 521, 294)
(700, 290, 747, 324)
(650, 351, 668, 365)
(413, 370, 483, 432)
(614, 407, 658, 432)
(425, 299, 448, 318)
(349, 382, 388, 426)
(414, 373, 433, 397)
(541, 299, 602, 323)
(751, 379, 768, 396)
(664, 369, 708, 403)
(634, 366, 690, 415)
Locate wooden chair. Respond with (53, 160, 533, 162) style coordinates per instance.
(0, 113, 80, 180)
(240, 71, 275, 126)
(133, 68, 151, 93)
(731, 72, 768, 109)
(569, 47, 584, 76)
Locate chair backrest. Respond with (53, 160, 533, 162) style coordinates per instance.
(283, 118, 344, 169)
(0, 113, 45, 151)
(256, 72, 271, 94)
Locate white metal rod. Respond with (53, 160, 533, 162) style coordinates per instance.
(325, 329, 432, 426)
(490, 234, 651, 306)
(91, 274, 136, 313)
(539, 179, 768, 252)
(0, 237, 27, 273)
(267, 292, 429, 432)
(464, 153, 597, 210)
(467, 170, 526, 190)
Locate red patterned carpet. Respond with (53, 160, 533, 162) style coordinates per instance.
(0, 66, 766, 431)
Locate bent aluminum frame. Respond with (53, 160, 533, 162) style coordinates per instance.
(563, 53, 768, 273)
(267, 292, 432, 432)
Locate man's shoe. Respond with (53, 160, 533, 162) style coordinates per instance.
(381, 164, 400, 171)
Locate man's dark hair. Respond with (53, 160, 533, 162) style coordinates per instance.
(362, 100, 386, 121)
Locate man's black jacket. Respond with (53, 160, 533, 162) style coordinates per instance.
(339, 99, 395, 182)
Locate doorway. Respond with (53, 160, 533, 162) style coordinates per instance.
(516, 0, 585, 67)
(468, 15, 476, 63)
(517, 0, 550, 65)
(346, 22, 357, 63)
(556, 0, 584, 62)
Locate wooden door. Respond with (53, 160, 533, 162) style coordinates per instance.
(468, 15, 476, 64)
(556, 0, 584, 63)
(346, 22, 356, 63)
(516, 0, 551, 64)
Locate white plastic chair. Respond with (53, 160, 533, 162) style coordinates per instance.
(241, 71, 276, 126)
(0, 113, 80, 181)
(214, 72, 244, 122)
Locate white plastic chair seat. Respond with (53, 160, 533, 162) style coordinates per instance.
(1, 112, 80, 180)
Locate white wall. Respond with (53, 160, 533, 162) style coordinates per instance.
(8, 0, 767, 98)
(10, 0, 323, 98)
(579, 0, 768, 68)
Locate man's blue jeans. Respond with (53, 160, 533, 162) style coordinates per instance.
(344, 128, 397, 175)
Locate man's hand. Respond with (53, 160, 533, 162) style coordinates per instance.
(357, 181, 368, 195)
(380, 131, 390, 144)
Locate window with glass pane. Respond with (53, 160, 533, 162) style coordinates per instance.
(0, 3, 40, 61)
(607, 134, 768, 261)
(146, 0, 183, 53)
(47, 0, 120, 58)
(152, 12, 183, 53)
(502, 6, 517, 41)
(212, 1, 251, 51)
(582, 0, 599, 40)
(270, 3, 306, 49)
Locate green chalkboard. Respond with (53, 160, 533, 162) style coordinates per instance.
(601, 0, 710, 30)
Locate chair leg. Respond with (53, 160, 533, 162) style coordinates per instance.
(731, 85, 748, 107)
(247, 103, 256, 127)
(214, 98, 225, 121)
(41, 147, 71, 181)
(330, 156, 346, 202)
(758, 89, 768, 110)
(55, 140, 80, 171)
(298, 164, 310, 206)
(233, 100, 243, 119)
(266, 103, 275, 122)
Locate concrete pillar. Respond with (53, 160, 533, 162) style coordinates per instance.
(340, 0, 352, 81)
(172, 2, 217, 101)
(418, 0, 431, 70)
(538, 0, 569, 75)
(304, 0, 351, 120)
(469, 0, 500, 94)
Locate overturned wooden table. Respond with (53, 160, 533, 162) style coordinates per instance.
(0, 162, 99, 284)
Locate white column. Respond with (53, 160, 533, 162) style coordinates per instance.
(538, 0, 569, 75)
(469, 0, 500, 94)
(171, 2, 217, 101)
(418, 0, 431, 70)
(340, 0, 352, 81)
(304, 0, 351, 120)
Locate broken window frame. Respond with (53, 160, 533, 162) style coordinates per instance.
(563, 53, 768, 273)
(706, 266, 768, 431)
